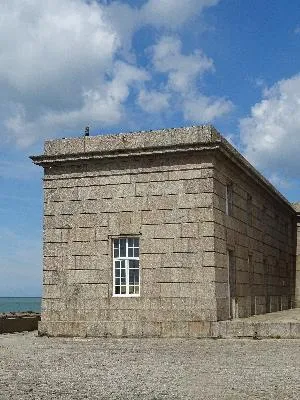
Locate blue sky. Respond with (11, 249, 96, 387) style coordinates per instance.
(1, 0, 300, 296)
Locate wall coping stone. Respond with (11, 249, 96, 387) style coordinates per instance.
(30, 125, 295, 212)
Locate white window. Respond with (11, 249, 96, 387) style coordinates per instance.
(113, 238, 140, 296)
(225, 184, 233, 216)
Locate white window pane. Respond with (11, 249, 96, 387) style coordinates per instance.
(113, 237, 140, 296)
(120, 286, 126, 294)
(129, 285, 134, 294)
(129, 259, 139, 269)
(129, 269, 139, 285)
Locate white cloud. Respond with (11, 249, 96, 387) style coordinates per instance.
(0, 0, 152, 147)
(240, 74, 300, 176)
(142, 0, 219, 28)
(5, 61, 149, 147)
(147, 35, 233, 123)
(0, 0, 118, 93)
(137, 89, 170, 113)
(0, 0, 225, 148)
(151, 36, 214, 92)
(184, 95, 233, 122)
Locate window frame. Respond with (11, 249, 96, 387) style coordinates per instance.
(112, 237, 140, 297)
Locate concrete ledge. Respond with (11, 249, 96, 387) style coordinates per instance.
(211, 321, 300, 339)
(0, 313, 40, 334)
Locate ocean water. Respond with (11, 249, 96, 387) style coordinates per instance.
(0, 297, 41, 313)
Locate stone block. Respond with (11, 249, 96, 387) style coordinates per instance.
(74, 254, 108, 270)
(154, 223, 181, 239)
(142, 210, 165, 225)
(215, 282, 229, 298)
(72, 227, 95, 242)
(44, 242, 67, 257)
(142, 269, 155, 283)
(123, 321, 143, 337)
(95, 226, 109, 241)
(79, 283, 109, 299)
(181, 222, 199, 238)
(148, 195, 178, 211)
(169, 168, 211, 181)
(161, 321, 189, 337)
(86, 322, 107, 337)
(75, 212, 108, 228)
(202, 251, 216, 267)
(43, 285, 61, 299)
(68, 241, 98, 256)
(225, 321, 245, 337)
(140, 253, 162, 269)
(201, 221, 214, 237)
(268, 323, 291, 338)
(188, 321, 211, 337)
(66, 269, 108, 284)
(44, 256, 62, 270)
(141, 322, 161, 337)
(191, 237, 214, 252)
(172, 238, 190, 253)
(177, 193, 213, 209)
(249, 321, 269, 338)
(43, 270, 59, 285)
(108, 297, 141, 310)
(104, 321, 125, 337)
(131, 171, 169, 184)
(160, 283, 181, 298)
(156, 267, 193, 283)
(290, 323, 300, 338)
(164, 208, 189, 224)
(142, 282, 161, 298)
(141, 238, 173, 254)
(108, 309, 137, 321)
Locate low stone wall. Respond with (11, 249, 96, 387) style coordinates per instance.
(0, 313, 40, 334)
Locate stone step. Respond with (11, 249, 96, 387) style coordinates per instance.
(211, 320, 300, 339)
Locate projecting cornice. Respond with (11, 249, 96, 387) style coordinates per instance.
(30, 125, 295, 212)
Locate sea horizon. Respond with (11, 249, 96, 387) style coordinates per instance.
(0, 297, 41, 313)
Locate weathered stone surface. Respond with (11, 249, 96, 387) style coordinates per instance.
(31, 125, 297, 337)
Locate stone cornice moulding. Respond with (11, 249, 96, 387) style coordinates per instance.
(30, 125, 295, 213)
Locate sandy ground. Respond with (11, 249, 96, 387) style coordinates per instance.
(0, 331, 299, 400)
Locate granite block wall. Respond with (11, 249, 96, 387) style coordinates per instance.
(294, 203, 300, 307)
(39, 151, 218, 337)
(32, 126, 297, 337)
(213, 153, 296, 320)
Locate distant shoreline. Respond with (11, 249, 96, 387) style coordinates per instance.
(0, 297, 41, 314)
(0, 296, 41, 298)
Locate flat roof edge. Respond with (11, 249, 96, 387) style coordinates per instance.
(30, 125, 295, 212)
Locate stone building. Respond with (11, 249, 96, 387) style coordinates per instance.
(31, 126, 297, 337)
(294, 203, 300, 307)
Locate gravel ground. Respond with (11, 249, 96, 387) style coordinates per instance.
(0, 331, 299, 400)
